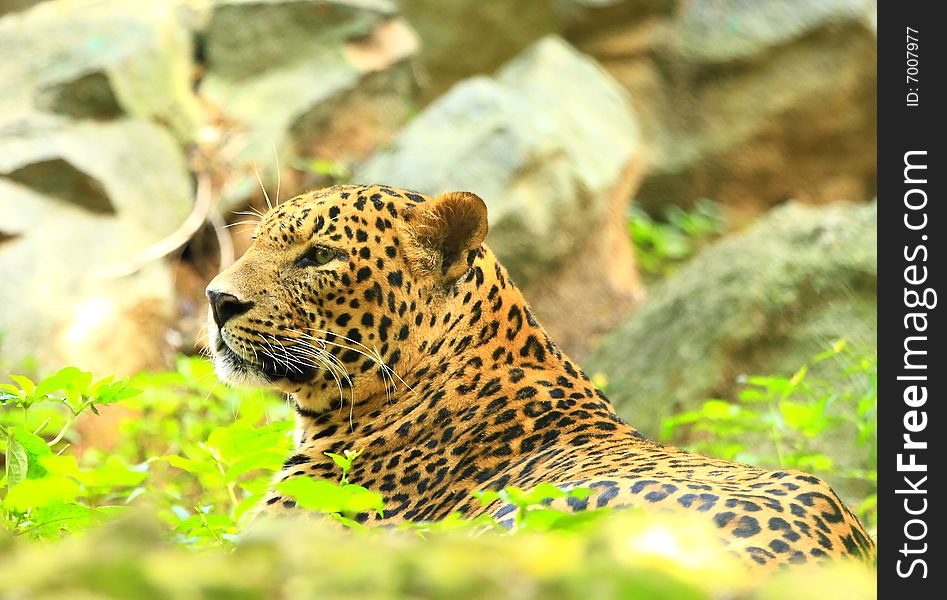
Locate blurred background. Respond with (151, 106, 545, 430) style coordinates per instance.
(1, 0, 876, 511)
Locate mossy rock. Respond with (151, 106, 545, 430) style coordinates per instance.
(586, 200, 876, 437)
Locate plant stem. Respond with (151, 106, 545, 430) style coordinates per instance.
(33, 417, 50, 435)
(47, 410, 83, 447)
(214, 459, 240, 512)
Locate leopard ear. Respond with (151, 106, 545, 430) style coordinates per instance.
(402, 191, 488, 285)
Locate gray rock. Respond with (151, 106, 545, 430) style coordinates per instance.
(560, 0, 877, 220)
(204, 0, 398, 81)
(0, 113, 193, 375)
(398, 0, 559, 102)
(357, 36, 639, 287)
(357, 36, 645, 358)
(672, 0, 872, 63)
(0, 0, 44, 18)
(0, 0, 203, 142)
(584, 201, 877, 438)
(200, 0, 420, 211)
(555, 0, 674, 25)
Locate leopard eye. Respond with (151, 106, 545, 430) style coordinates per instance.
(297, 246, 337, 267)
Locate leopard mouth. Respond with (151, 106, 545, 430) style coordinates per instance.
(214, 334, 317, 385)
(211, 335, 272, 385)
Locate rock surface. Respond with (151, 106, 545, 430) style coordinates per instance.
(0, 113, 193, 375)
(0, 0, 203, 141)
(357, 36, 644, 357)
(584, 200, 877, 437)
(398, 0, 559, 102)
(561, 0, 877, 221)
(0, 0, 43, 17)
(200, 0, 420, 211)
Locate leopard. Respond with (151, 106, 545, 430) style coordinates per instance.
(205, 183, 875, 569)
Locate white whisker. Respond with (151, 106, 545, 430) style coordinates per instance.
(252, 162, 273, 211)
(273, 146, 281, 207)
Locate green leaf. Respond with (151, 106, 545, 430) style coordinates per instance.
(234, 493, 263, 522)
(9, 375, 35, 396)
(176, 357, 218, 389)
(5, 476, 81, 512)
(0, 383, 21, 394)
(74, 456, 148, 489)
(39, 454, 81, 478)
(507, 483, 573, 507)
(795, 454, 834, 472)
(92, 380, 142, 405)
(472, 490, 502, 505)
(520, 508, 583, 532)
(208, 425, 283, 463)
(34, 367, 83, 397)
(224, 451, 285, 482)
(5, 436, 29, 488)
(10, 426, 52, 479)
(277, 478, 384, 515)
(174, 511, 234, 535)
(779, 402, 816, 430)
(330, 513, 370, 531)
(324, 451, 353, 473)
(567, 487, 593, 500)
(24, 503, 95, 538)
(161, 455, 216, 475)
(698, 400, 740, 420)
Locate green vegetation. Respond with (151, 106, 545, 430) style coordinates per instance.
(660, 341, 877, 532)
(1, 358, 290, 543)
(628, 199, 725, 280)
(0, 358, 619, 545)
(1, 353, 877, 598)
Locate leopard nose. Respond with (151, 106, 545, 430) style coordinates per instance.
(206, 289, 254, 329)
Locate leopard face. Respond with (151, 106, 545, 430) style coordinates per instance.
(206, 184, 487, 413)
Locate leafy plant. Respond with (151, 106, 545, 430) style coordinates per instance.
(125, 357, 293, 545)
(276, 449, 386, 530)
(0, 358, 297, 544)
(629, 199, 725, 280)
(660, 341, 877, 530)
(474, 483, 600, 532)
(0, 344, 877, 583)
(294, 158, 351, 184)
(1, 367, 141, 537)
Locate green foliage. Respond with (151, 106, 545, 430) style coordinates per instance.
(0, 508, 878, 600)
(0, 360, 603, 545)
(474, 484, 600, 532)
(1, 367, 141, 536)
(294, 157, 351, 183)
(275, 448, 386, 525)
(628, 199, 725, 279)
(0, 352, 877, 596)
(0, 358, 293, 544)
(660, 341, 877, 530)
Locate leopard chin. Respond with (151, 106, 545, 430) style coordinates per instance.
(209, 324, 320, 387)
(210, 341, 269, 388)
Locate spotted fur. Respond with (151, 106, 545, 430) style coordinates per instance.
(206, 184, 875, 569)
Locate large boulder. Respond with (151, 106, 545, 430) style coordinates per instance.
(199, 0, 420, 211)
(398, 0, 559, 102)
(357, 36, 644, 357)
(0, 0, 44, 17)
(560, 0, 877, 222)
(0, 0, 203, 142)
(584, 200, 877, 437)
(0, 113, 194, 375)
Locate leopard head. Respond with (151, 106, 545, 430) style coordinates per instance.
(205, 185, 488, 411)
